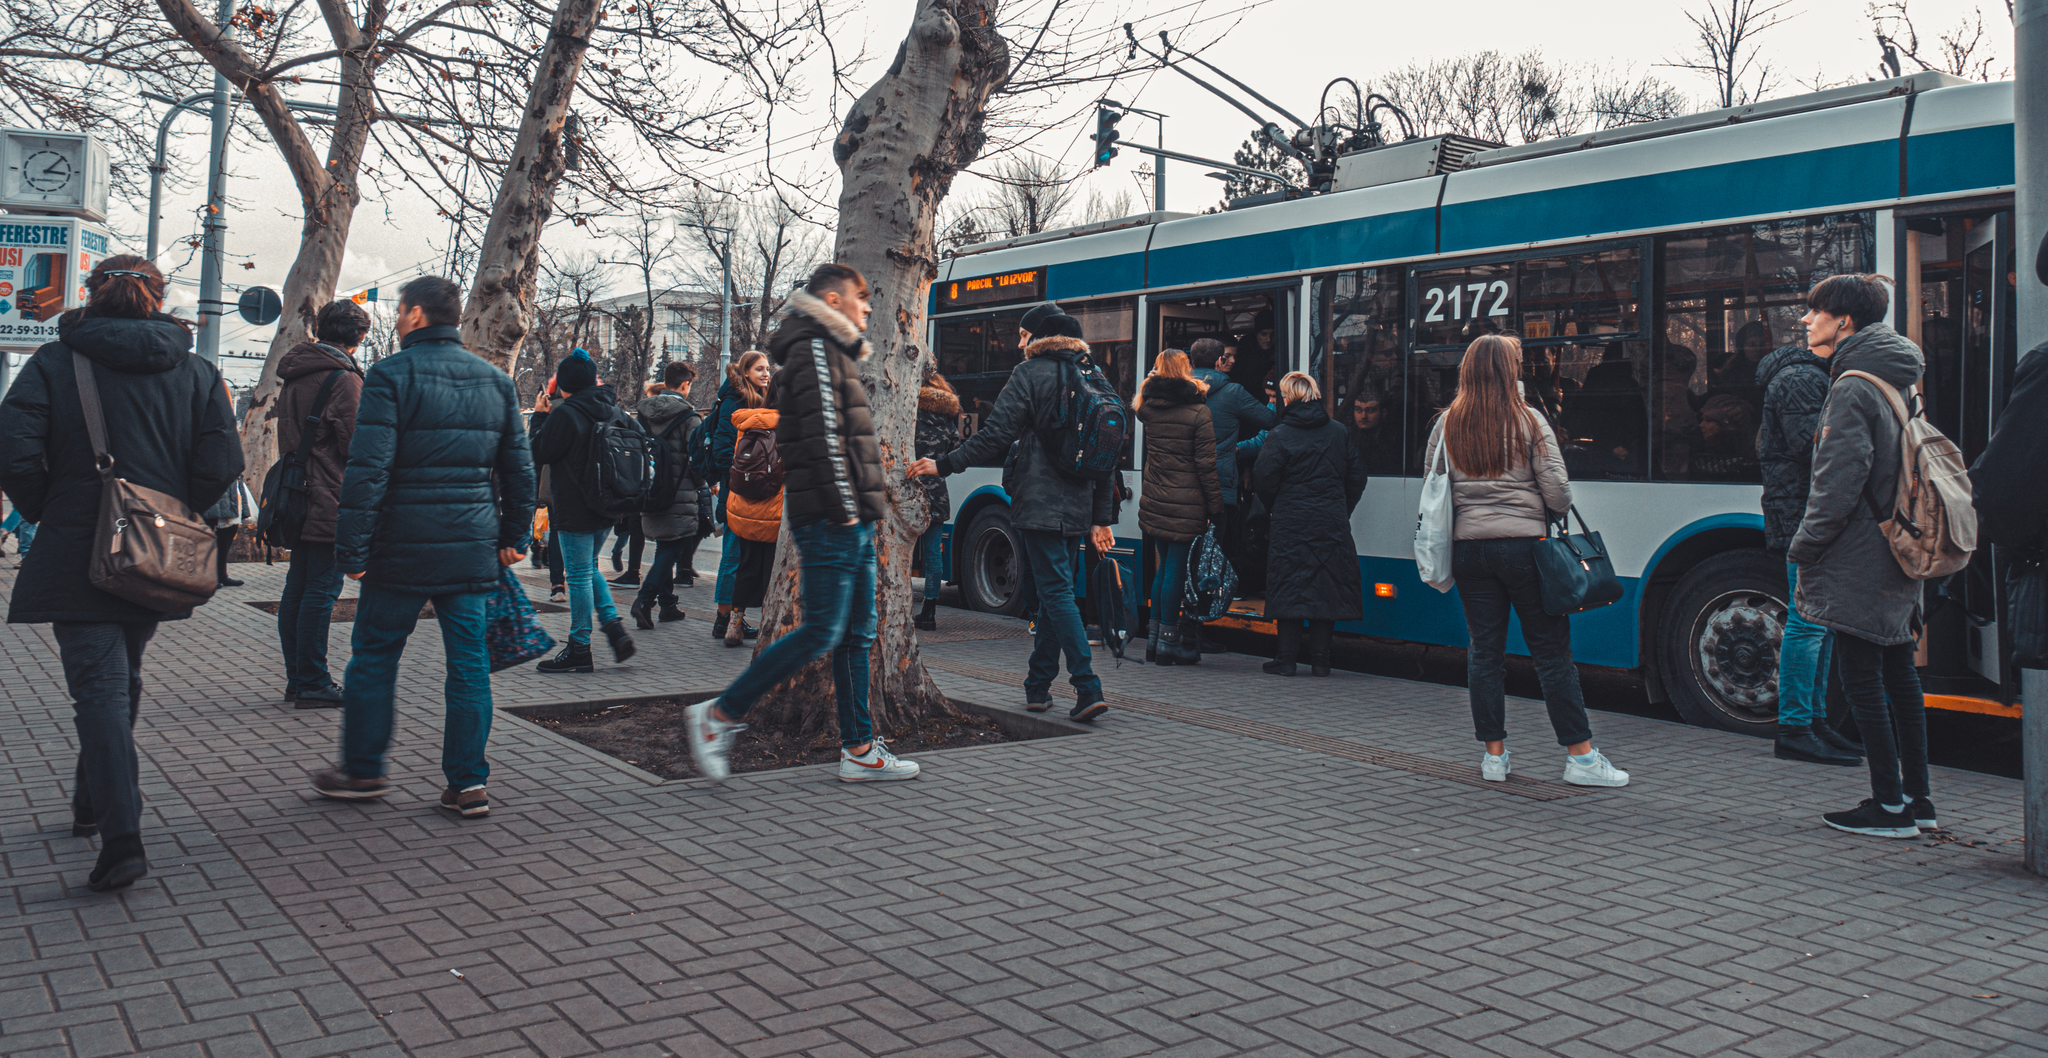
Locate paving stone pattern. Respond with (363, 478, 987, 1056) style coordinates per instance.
(3, 558, 2046, 1058)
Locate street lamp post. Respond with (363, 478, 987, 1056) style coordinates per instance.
(679, 219, 736, 374)
(2015, 0, 2046, 877)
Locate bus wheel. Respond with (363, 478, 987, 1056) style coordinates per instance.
(962, 507, 1028, 617)
(1657, 549, 1788, 736)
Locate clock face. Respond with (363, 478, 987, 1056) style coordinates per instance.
(6, 136, 83, 202)
(22, 150, 74, 192)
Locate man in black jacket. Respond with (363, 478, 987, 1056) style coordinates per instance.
(1755, 339, 1861, 767)
(312, 276, 535, 819)
(630, 361, 702, 628)
(527, 348, 637, 672)
(685, 263, 916, 785)
(911, 302, 1122, 723)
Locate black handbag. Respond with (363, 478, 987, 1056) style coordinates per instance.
(257, 369, 343, 550)
(1533, 505, 1624, 616)
(2009, 552, 2048, 669)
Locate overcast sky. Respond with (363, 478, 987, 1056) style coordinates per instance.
(94, 0, 2013, 383)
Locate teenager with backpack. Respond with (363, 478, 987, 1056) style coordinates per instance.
(707, 351, 773, 642)
(630, 361, 702, 629)
(1789, 275, 1939, 838)
(720, 401, 782, 648)
(686, 264, 912, 784)
(910, 302, 1123, 723)
(526, 348, 638, 672)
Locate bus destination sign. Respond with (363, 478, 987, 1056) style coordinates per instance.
(939, 267, 1045, 311)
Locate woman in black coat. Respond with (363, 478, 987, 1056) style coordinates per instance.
(0, 256, 244, 892)
(1252, 372, 1366, 676)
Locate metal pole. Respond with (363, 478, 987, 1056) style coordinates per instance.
(194, 0, 234, 364)
(2016, 0, 2047, 877)
(1155, 115, 1165, 212)
(146, 92, 214, 262)
(718, 239, 733, 374)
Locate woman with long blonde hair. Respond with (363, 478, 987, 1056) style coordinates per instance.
(1136, 349, 1224, 663)
(711, 350, 775, 638)
(1424, 333, 1629, 787)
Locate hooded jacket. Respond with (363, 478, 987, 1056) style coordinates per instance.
(765, 290, 889, 527)
(0, 313, 243, 623)
(937, 335, 1121, 535)
(1136, 375, 1224, 542)
(1192, 367, 1277, 505)
(915, 378, 962, 526)
(333, 324, 535, 595)
(1754, 344, 1832, 553)
(1787, 323, 1925, 645)
(1971, 340, 2048, 551)
(635, 391, 702, 541)
(1253, 400, 1367, 621)
(270, 340, 364, 543)
(724, 407, 784, 541)
(1423, 412, 1572, 540)
(527, 383, 626, 534)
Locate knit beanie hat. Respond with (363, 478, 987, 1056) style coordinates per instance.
(1018, 301, 1065, 338)
(556, 348, 598, 393)
(1033, 312, 1085, 340)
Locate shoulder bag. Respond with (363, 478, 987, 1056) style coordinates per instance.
(1533, 505, 1623, 616)
(1414, 418, 1455, 591)
(74, 351, 220, 611)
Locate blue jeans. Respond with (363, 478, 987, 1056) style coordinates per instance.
(718, 521, 877, 747)
(1019, 529, 1100, 704)
(636, 536, 693, 609)
(1778, 561, 1833, 727)
(916, 523, 946, 601)
(340, 582, 492, 789)
(1150, 538, 1192, 628)
(714, 530, 744, 605)
(558, 527, 617, 645)
(2, 509, 34, 552)
(52, 621, 156, 842)
(278, 542, 343, 694)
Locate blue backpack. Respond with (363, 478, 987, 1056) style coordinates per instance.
(1038, 354, 1128, 482)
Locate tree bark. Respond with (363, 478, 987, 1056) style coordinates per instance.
(460, 0, 599, 371)
(746, 0, 1009, 740)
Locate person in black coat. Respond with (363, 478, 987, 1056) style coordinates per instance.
(313, 276, 536, 818)
(526, 348, 638, 671)
(913, 368, 962, 631)
(0, 255, 243, 892)
(1252, 373, 1366, 676)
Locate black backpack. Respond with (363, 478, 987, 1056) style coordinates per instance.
(256, 369, 344, 550)
(1089, 550, 1130, 660)
(1038, 354, 1129, 482)
(572, 403, 659, 516)
(688, 397, 724, 485)
(727, 421, 785, 501)
(641, 408, 698, 512)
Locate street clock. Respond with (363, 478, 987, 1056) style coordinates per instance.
(0, 129, 111, 223)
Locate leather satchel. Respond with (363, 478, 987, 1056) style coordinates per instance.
(1533, 505, 1623, 616)
(74, 351, 220, 612)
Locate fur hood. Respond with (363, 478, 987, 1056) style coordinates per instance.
(1023, 334, 1089, 360)
(780, 288, 872, 360)
(1139, 374, 1205, 408)
(919, 379, 961, 417)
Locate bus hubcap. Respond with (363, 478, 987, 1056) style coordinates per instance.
(1693, 590, 1785, 724)
(973, 528, 1018, 609)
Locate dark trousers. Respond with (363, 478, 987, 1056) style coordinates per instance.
(718, 521, 877, 746)
(1452, 537, 1593, 747)
(546, 528, 564, 589)
(53, 621, 158, 842)
(1835, 632, 1929, 805)
(612, 519, 644, 575)
(278, 542, 343, 695)
(1019, 529, 1101, 703)
(678, 533, 704, 584)
(1275, 619, 1334, 663)
(215, 526, 236, 581)
(636, 536, 696, 609)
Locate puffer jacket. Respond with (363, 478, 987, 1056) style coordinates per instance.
(937, 335, 1121, 535)
(765, 290, 888, 527)
(1424, 412, 1571, 540)
(527, 384, 625, 534)
(1755, 344, 1831, 553)
(725, 408, 785, 541)
(1136, 375, 1223, 542)
(1253, 400, 1367, 621)
(916, 379, 962, 527)
(1193, 367, 1277, 505)
(1970, 340, 2048, 551)
(1788, 323, 1925, 645)
(269, 340, 364, 543)
(0, 312, 243, 623)
(333, 324, 535, 596)
(636, 392, 701, 542)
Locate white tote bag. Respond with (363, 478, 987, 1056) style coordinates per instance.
(1414, 418, 1455, 591)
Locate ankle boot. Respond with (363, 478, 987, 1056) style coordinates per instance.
(712, 610, 730, 638)
(537, 640, 594, 674)
(1263, 621, 1301, 676)
(725, 609, 747, 647)
(1154, 621, 1185, 665)
(1144, 619, 1161, 663)
(1308, 620, 1333, 677)
(658, 603, 688, 623)
(1172, 616, 1204, 665)
(631, 596, 655, 630)
(601, 617, 637, 663)
(1815, 719, 1864, 755)
(1774, 724, 1860, 766)
(914, 598, 938, 631)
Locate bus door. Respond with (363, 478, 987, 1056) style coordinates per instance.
(1901, 206, 2019, 687)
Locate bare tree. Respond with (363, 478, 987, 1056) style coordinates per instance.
(595, 213, 689, 409)
(677, 188, 828, 353)
(510, 251, 607, 406)
(1665, 0, 1797, 109)
(1870, 1, 2008, 81)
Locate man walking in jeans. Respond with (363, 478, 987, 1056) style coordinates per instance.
(271, 300, 368, 708)
(911, 302, 1121, 722)
(311, 276, 536, 817)
(686, 263, 915, 783)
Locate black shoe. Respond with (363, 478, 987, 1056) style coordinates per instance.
(536, 642, 594, 674)
(913, 599, 937, 631)
(1815, 721, 1865, 756)
(1310, 663, 1331, 677)
(218, 577, 244, 588)
(659, 604, 687, 623)
(741, 619, 759, 640)
(611, 572, 642, 586)
(610, 552, 624, 572)
(631, 597, 655, 630)
(1774, 726, 1860, 766)
(281, 687, 298, 703)
(601, 618, 637, 663)
(712, 613, 730, 638)
(1070, 698, 1108, 723)
(1262, 659, 1297, 676)
(1824, 799, 1920, 838)
(1025, 697, 1053, 713)
(86, 856, 148, 892)
(1909, 796, 1939, 830)
(295, 686, 343, 710)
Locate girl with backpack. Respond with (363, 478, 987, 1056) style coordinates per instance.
(721, 397, 783, 649)
(712, 351, 772, 642)
(1135, 349, 1224, 664)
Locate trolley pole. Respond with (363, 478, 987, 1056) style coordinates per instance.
(194, 0, 234, 365)
(2017, 0, 2047, 877)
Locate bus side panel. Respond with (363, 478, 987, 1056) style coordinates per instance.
(1049, 253, 1146, 301)
(1906, 124, 2015, 198)
(1148, 209, 1437, 290)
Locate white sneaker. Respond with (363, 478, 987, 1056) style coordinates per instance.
(840, 738, 920, 782)
(685, 698, 743, 783)
(1481, 750, 1511, 782)
(1562, 749, 1629, 787)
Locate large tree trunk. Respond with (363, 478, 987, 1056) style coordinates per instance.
(461, 0, 599, 371)
(746, 0, 1009, 740)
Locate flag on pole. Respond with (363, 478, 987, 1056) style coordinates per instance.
(351, 287, 379, 304)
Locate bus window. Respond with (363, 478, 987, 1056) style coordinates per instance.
(1653, 212, 1871, 482)
(932, 296, 1138, 468)
(1312, 270, 1404, 475)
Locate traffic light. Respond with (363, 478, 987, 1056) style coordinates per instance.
(1091, 107, 1123, 168)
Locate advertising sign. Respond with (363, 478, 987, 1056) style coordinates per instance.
(0, 217, 107, 351)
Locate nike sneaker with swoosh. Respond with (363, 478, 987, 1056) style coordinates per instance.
(685, 698, 743, 783)
(840, 738, 920, 782)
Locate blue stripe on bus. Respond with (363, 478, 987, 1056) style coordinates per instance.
(1906, 123, 2016, 198)
(1049, 252, 1147, 300)
(1337, 554, 1640, 668)
(1146, 208, 1437, 289)
(1440, 140, 1899, 252)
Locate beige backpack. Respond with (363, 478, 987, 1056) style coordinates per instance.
(1838, 370, 1977, 580)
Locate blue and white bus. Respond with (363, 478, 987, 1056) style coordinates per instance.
(925, 72, 2022, 733)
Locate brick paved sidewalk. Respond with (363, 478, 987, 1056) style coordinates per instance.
(3, 557, 2045, 1058)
